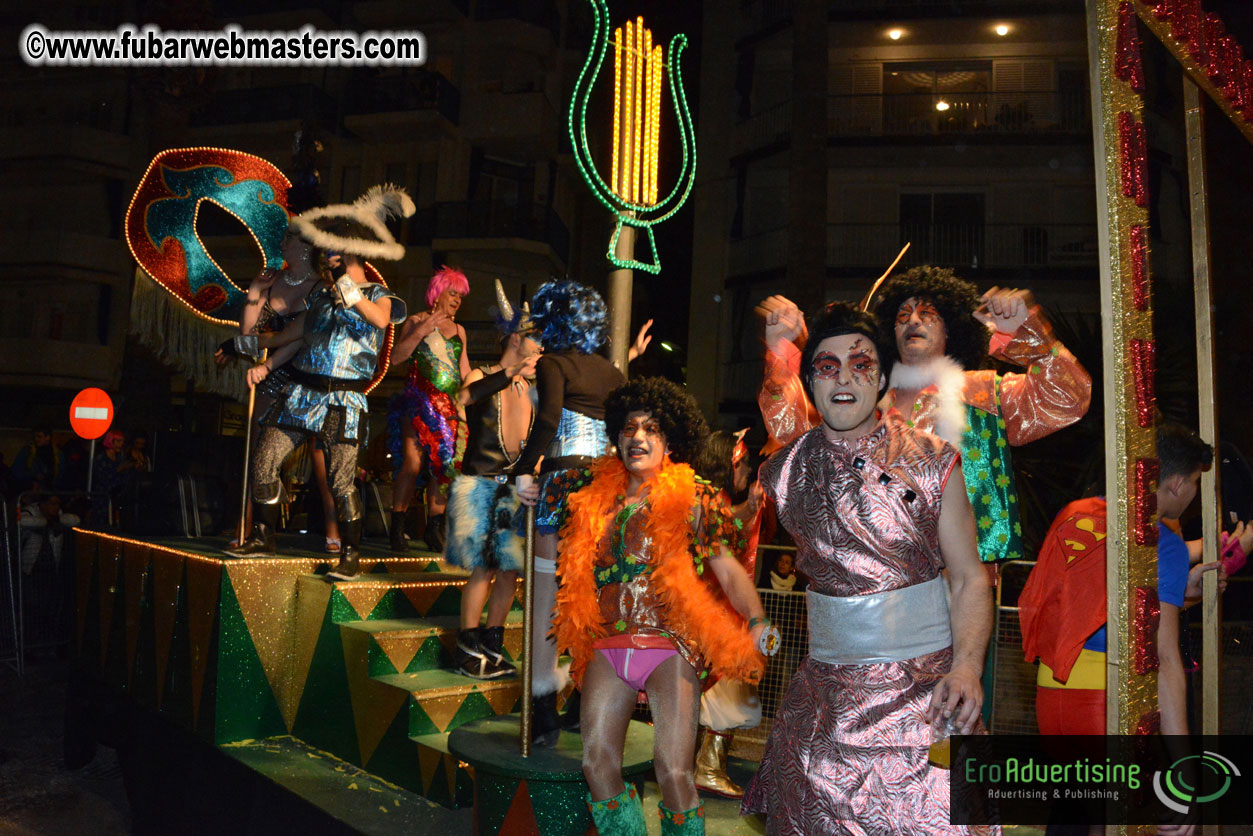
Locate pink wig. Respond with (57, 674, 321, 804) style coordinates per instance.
(425, 265, 470, 308)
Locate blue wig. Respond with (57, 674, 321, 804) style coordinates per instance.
(530, 279, 608, 354)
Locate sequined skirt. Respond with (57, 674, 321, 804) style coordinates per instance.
(742, 646, 998, 836)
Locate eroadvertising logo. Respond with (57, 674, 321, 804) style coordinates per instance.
(950, 735, 1250, 827)
(1152, 751, 1241, 816)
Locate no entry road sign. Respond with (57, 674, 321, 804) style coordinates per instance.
(70, 388, 114, 440)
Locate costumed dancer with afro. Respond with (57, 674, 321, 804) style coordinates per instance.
(228, 187, 413, 581)
(526, 377, 773, 836)
(388, 266, 472, 553)
(512, 279, 653, 743)
(445, 281, 543, 680)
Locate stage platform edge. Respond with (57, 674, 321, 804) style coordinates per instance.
(448, 715, 654, 836)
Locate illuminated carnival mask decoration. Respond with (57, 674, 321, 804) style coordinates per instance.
(568, 0, 697, 274)
(125, 147, 401, 394)
(125, 147, 291, 324)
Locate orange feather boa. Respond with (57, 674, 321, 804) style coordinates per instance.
(553, 455, 765, 688)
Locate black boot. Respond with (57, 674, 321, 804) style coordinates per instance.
(226, 500, 278, 557)
(424, 513, 446, 554)
(531, 692, 560, 747)
(326, 491, 363, 581)
(559, 687, 581, 731)
(454, 628, 506, 679)
(389, 510, 408, 552)
(480, 626, 516, 677)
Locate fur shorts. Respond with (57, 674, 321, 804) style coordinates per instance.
(445, 475, 526, 572)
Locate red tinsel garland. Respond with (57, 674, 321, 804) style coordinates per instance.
(1133, 585, 1161, 674)
(1130, 225, 1149, 310)
(1119, 112, 1149, 207)
(1117, 2, 1146, 91)
(1129, 338, 1156, 428)
(1141, 0, 1253, 123)
(1134, 457, 1160, 547)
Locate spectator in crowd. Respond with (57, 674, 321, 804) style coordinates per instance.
(10, 429, 65, 495)
(128, 434, 152, 473)
(91, 429, 142, 526)
(19, 494, 81, 575)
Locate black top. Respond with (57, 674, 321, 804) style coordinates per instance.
(512, 351, 625, 476)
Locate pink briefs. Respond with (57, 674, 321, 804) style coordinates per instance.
(596, 647, 678, 692)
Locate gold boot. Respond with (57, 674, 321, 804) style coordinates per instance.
(694, 729, 742, 799)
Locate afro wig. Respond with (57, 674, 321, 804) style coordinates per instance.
(605, 376, 709, 464)
(872, 265, 990, 372)
(530, 279, 608, 354)
(799, 301, 890, 404)
(426, 265, 470, 308)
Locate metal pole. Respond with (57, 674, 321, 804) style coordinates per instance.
(86, 438, 96, 494)
(237, 351, 264, 544)
(608, 223, 637, 375)
(1183, 76, 1222, 736)
(520, 505, 535, 757)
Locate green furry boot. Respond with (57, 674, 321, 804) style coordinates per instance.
(587, 785, 646, 836)
(659, 801, 705, 835)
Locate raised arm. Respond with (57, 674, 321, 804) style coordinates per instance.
(977, 288, 1092, 446)
(755, 296, 818, 453)
(929, 464, 994, 733)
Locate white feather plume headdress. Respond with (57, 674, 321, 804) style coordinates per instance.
(288, 184, 416, 261)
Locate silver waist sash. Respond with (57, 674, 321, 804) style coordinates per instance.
(806, 575, 952, 664)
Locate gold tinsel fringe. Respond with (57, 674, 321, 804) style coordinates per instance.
(128, 268, 248, 402)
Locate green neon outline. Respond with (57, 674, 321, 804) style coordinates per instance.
(568, 0, 697, 275)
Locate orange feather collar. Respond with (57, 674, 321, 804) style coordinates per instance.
(553, 455, 765, 688)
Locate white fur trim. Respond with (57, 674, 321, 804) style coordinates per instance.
(288, 184, 415, 261)
(888, 356, 968, 446)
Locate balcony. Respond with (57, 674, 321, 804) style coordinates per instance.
(0, 124, 131, 175)
(827, 222, 1097, 270)
(730, 100, 793, 159)
(738, 0, 1082, 38)
(344, 72, 460, 142)
(731, 90, 1088, 156)
(190, 84, 338, 128)
(728, 222, 1096, 277)
(828, 91, 1090, 138)
(411, 201, 570, 262)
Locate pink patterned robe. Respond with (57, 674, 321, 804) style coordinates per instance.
(741, 420, 997, 836)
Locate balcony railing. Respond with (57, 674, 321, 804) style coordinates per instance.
(191, 83, 338, 127)
(344, 72, 460, 124)
(733, 90, 1088, 154)
(410, 201, 570, 260)
(729, 222, 1096, 275)
(828, 91, 1090, 137)
(827, 222, 1097, 269)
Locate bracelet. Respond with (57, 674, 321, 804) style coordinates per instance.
(748, 616, 771, 630)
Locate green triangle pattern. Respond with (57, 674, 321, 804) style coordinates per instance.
(421, 751, 452, 808)
(329, 588, 361, 624)
(366, 634, 401, 677)
(214, 572, 286, 744)
(132, 568, 159, 711)
(423, 587, 462, 618)
(355, 704, 423, 794)
(403, 636, 446, 673)
(423, 560, 441, 572)
(365, 589, 420, 621)
(289, 604, 359, 764)
(407, 700, 439, 737)
(444, 690, 495, 733)
(163, 561, 195, 733)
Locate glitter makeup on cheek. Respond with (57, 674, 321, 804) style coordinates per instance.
(811, 351, 842, 380)
(847, 351, 879, 387)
